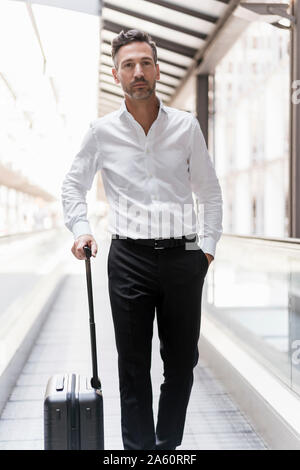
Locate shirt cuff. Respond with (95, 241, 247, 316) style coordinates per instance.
(72, 221, 93, 240)
(199, 236, 217, 258)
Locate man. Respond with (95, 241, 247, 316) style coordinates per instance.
(62, 29, 223, 450)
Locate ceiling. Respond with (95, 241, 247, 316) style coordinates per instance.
(98, 0, 234, 116)
(13, 0, 241, 117)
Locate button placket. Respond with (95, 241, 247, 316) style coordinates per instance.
(144, 135, 153, 179)
(145, 145, 156, 198)
(144, 138, 159, 201)
(143, 110, 162, 201)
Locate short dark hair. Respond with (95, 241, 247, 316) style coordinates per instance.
(111, 29, 157, 68)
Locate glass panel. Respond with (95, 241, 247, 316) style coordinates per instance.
(290, 264, 300, 395)
(204, 235, 297, 392)
(214, 22, 290, 238)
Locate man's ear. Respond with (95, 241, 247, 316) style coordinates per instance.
(156, 63, 160, 81)
(112, 67, 120, 84)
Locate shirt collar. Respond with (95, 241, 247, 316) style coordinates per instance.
(117, 96, 167, 118)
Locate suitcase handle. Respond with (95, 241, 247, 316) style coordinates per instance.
(84, 245, 101, 390)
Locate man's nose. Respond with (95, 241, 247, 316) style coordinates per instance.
(133, 63, 144, 78)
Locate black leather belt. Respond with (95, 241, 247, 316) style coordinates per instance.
(112, 234, 198, 249)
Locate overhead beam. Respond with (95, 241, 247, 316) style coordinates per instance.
(102, 20, 197, 58)
(169, 0, 242, 105)
(102, 38, 188, 71)
(142, 0, 218, 23)
(240, 2, 293, 22)
(103, 2, 208, 40)
(196, 12, 249, 74)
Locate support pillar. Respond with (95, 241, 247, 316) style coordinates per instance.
(196, 74, 209, 145)
(290, 0, 300, 238)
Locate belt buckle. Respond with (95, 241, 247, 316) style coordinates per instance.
(154, 239, 164, 250)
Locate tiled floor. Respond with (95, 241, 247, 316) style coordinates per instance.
(0, 237, 267, 450)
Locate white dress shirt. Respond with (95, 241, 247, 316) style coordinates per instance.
(61, 99, 223, 257)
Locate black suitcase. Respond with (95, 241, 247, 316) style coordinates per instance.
(44, 246, 104, 450)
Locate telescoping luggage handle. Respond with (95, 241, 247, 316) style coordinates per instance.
(83, 245, 101, 391)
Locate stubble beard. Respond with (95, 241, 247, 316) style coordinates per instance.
(125, 81, 156, 100)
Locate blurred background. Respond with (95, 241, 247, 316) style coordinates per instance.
(0, 0, 102, 237)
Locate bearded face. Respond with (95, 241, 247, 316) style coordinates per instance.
(112, 41, 160, 101)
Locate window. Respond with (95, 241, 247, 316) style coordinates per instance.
(214, 22, 290, 238)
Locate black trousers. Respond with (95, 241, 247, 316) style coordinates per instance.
(107, 237, 209, 450)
